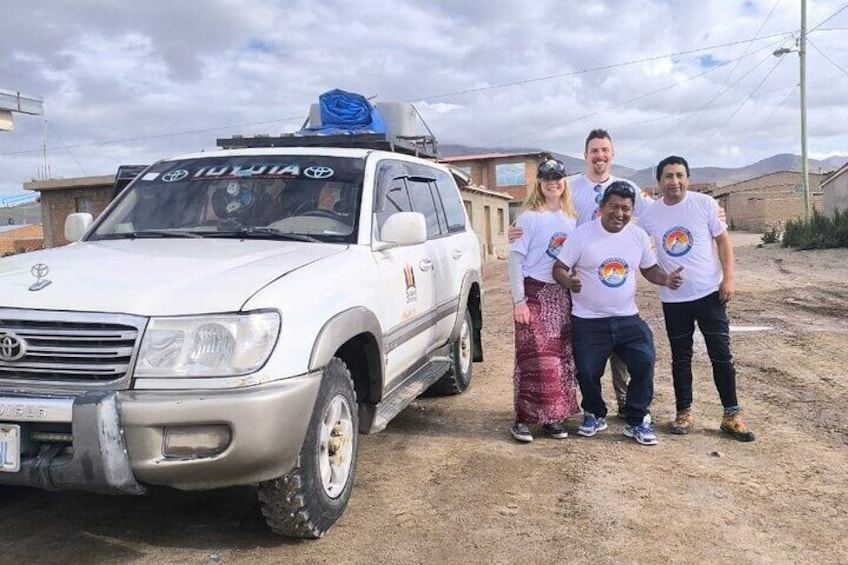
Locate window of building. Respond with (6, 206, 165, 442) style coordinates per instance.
(464, 200, 473, 227)
(495, 163, 525, 187)
(497, 208, 505, 234)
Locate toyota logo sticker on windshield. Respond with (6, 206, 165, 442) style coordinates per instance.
(304, 166, 334, 179)
(0, 332, 27, 362)
(161, 169, 189, 182)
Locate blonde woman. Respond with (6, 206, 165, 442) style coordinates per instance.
(508, 156, 580, 442)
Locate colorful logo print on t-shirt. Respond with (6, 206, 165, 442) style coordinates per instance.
(662, 226, 693, 257)
(598, 258, 629, 288)
(545, 232, 568, 259)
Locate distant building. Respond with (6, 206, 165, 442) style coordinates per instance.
(0, 224, 43, 256)
(439, 152, 550, 224)
(712, 171, 825, 231)
(822, 162, 848, 217)
(24, 175, 113, 248)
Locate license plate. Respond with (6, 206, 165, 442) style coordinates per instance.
(0, 424, 20, 473)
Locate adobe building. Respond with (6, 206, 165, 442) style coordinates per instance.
(24, 175, 114, 248)
(0, 224, 43, 256)
(439, 152, 548, 224)
(822, 162, 848, 216)
(712, 171, 825, 231)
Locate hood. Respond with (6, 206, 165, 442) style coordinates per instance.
(0, 239, 345, 315)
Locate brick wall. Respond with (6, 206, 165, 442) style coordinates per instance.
(0, 224, 44, 255)
(716, 172, 825, 231)
(41, 186, 112, 247)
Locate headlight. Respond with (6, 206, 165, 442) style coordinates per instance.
(135, 311, 280, 377)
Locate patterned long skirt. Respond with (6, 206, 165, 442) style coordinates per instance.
(513, 277, 579, 424)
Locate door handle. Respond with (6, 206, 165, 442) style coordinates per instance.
(419, 259, 433, 271)
(452, 249, 463, 259)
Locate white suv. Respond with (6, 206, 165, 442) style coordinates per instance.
(0, 145, 483, 538)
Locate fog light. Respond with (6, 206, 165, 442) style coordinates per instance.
(163, 425, 231, 458)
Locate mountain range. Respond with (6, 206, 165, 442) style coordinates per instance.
(439, 144, 848, 189)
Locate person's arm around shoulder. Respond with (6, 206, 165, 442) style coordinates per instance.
(715, 230, 735, 302)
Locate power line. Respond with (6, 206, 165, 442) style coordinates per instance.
(416, 32, 796, 102)
(496, 38, 785, 146)
(638, 42, 783, 149)
(807, 37, 848, 77)
(809, 2, 848, 32)
(690, 56, 786, 153)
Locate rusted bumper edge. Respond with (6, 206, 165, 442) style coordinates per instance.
(0, 392, 144, 494)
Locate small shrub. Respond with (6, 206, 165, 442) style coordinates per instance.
(761, 227, 780, 244)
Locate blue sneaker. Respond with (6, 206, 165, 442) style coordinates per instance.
(623, 415, 658, 446)
(576, 413, 608, 437)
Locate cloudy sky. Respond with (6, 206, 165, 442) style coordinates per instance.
(1, 0, 847, 197)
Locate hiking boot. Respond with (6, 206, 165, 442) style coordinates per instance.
(720, 409, 755, 442)
(542, 422, 569, 439)
(511, 422, 533, 443)
(623, 415, 659, 446)
(576, 413, 608, 437)
(671, 408, 694, 434)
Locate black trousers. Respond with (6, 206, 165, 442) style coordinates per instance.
(662, 291, 738, 411)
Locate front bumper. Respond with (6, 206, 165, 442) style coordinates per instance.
(0, 372, 322, 493)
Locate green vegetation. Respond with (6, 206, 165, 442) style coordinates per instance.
(782, 209, 848, 249)
(761, 227, 780, 244)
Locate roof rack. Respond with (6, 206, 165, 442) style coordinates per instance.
(216, 132, 439, 159)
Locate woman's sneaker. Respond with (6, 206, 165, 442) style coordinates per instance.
(720, 408, 755, 442)
(510, 421, 533, 443)
(542, 422, 569, 439)
(623, 415, 659, 446)
(576, 413, 608, 437)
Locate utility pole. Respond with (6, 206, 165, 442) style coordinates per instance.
(773, 0, 811, 222)
(799, 0, 811, 221)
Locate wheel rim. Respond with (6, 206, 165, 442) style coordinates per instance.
(318, 393, 354, 499)
(457, 317, 472, 375)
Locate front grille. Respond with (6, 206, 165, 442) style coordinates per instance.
(0, 309, 147, 389)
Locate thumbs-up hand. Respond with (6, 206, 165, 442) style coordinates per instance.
(565, 269, 582, 293)
(667, 266, 684, 290)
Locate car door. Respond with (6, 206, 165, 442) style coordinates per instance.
(407, 165, 475, 348)
(372, 161, 436, 390)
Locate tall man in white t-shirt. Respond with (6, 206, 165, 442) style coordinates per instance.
(639, 156, 755, 442)
(553, 181, 683, 446)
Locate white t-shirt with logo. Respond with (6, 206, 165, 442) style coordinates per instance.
(556, 219, 657, 318)
(570, 174, 653, 226)
(639, 190, 727, 303)
(510, 209, 577, 284)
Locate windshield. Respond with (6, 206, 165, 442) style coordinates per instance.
(88, 155, 365, 243)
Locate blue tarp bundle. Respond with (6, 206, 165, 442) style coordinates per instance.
(299, 89, 386, 135)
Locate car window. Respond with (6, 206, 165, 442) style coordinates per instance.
(434, 169, 467, 232)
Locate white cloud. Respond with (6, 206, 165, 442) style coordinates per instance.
(1, 0, 847, 196)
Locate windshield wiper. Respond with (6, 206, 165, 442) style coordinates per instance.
(106, 230, 204, 239)
(206, 226, 320, 243)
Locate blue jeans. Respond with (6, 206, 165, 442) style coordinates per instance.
(571, 315, 655, 426)
(662, 291, 738, 411)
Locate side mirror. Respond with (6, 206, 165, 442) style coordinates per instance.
(376, 212, 427, 249)
(65, 213, 94, 242)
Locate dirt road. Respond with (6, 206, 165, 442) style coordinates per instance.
(2, 232, 846, 565)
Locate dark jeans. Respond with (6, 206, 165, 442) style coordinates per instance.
(571, 315, 655, 426)
(662, 291, 738, 411)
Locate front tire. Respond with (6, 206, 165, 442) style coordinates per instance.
(257, 357, 358, 538)
(427, 309, 474, 396)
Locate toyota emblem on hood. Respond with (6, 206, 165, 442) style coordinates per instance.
(29, 263, 52, 291)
